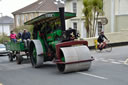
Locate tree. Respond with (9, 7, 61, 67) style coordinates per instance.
(92, 0, 103, 36)
(13, 25, 33, 34)
(83, 0, 103, 37)
(83, 0, 93, 37)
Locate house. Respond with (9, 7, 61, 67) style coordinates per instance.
(65, 0, 128, 39)
(0, 16, 14, 36)
(65, 0, 86, 38)
(65, 0, 128, 46)
(12, 0, 64, 28)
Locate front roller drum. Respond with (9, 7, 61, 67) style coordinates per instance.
(57, 45, 93, 73)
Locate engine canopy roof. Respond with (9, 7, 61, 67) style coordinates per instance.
(24, 12, 76, 25)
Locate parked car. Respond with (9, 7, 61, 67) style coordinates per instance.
(0, 44, 9, 55)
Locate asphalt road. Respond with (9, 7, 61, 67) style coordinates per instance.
(0, 45, 128, 85)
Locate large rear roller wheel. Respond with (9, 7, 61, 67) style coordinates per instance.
(57, 45, 92, 73)
(30, 40, 44, 68)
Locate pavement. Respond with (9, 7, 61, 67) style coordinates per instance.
(0, 45, 128, 85)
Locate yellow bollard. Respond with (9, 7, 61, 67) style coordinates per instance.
(94, 39, 98, 49)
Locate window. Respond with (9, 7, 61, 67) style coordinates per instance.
(25, 15, 28, 21)
(21, 15, 24, 25)
(30, 13, 35, 19)
(72, 2, 77, 14)
(82, 5, 84, 16)
(118, 0, 128, 14)
(81, 22, 87, 38)
(73, 22, 77, 30)
(16, 15, 20, 26)
(98, 22, 103, 35)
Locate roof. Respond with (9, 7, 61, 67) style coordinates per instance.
(24, 12, 76, 25)
(0, 16, 14, 24)
(12, 0, 64, 15)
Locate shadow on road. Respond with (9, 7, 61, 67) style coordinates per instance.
(0, 54, 8, 57)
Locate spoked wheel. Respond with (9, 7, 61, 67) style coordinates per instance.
(30, 42, 43, 68)
(25, 51, 30, 60)
(104, 44, 112, 52)
(31, 46, 37, 67)
(16, 54, 23, 64)
(8, 53, 13, 62)
(95, 45, 102, 53)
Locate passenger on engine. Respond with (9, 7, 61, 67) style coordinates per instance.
(17, 30, 22, 42)
(10, 31, 17, 43)
(22, 29, 31, 48)
(22, 29, 31, 41)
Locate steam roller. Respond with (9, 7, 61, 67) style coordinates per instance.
(24, 7, 94, 73)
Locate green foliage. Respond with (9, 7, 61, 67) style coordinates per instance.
(0, 34, 10, 44)
(83, 0, 104, 37)
(12, 25, 34, 39)
(0, 25, 34, 44)
(13, 25, 34, 34)
(83, 0, 93, 37)
(92, 0, 104, 15)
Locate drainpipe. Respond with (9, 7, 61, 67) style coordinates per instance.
(111, 0, 115, 32)
(118, 0, 120, 14)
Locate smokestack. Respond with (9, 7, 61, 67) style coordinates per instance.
(59, 7, 66, 31)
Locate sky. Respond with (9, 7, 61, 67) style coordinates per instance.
(0, 0, 37, 18)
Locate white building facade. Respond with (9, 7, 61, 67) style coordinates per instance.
(0, 25, 10, 36)
(65, 0, 128, 38)
(0, 16, 14, 36)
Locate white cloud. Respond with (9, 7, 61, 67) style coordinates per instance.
(0, 0, 37, 17)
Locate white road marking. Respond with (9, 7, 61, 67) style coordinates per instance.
(111, 61, 122, 64)
(78, 72, 108, 80)
(124, 63, 128, 65)
(108, 59, 115, 62)
(101, 59, 108, 62)
(94, 58, 98, 61)
(94, 58, 128, 65)
(98, 58, 104, 60)
(95, 58, 104, 61)
(118, 60, 125, 63)
(124, 58, 128, 64)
